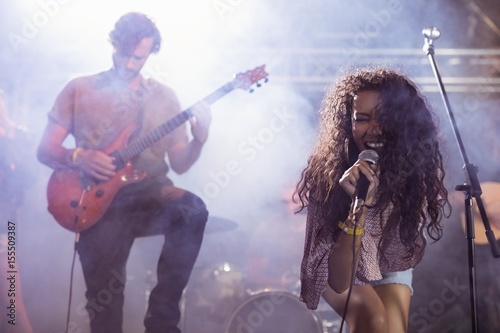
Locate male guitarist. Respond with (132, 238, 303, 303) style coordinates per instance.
(37, 12, 211, 333)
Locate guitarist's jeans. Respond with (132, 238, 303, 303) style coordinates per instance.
(77, 180, 208, 333)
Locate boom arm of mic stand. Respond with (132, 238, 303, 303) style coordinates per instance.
(423, 36, 500, 259)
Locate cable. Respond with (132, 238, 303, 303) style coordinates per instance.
(338, 208, 362, 333)
(64, 232, 80, 333)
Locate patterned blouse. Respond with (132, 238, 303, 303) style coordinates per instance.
(299, 200, 425, 310)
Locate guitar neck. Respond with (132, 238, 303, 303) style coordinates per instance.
(119, 81, 235, 162)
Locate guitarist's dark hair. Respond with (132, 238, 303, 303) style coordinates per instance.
(109, 12, 162, 56)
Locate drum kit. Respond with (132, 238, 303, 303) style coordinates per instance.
(178, 217, 346, 333)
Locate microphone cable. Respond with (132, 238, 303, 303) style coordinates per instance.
(338, 150, 378, 331)
(338, 206, 363, 333)
(64, 233, 80, 333)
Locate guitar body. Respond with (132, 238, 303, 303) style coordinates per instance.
(47, 125, 146, 232)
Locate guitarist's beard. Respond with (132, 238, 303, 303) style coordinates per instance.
(111, 54, 142, 82)
(113, 66, 140, 82)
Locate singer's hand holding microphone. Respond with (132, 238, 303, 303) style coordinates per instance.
(340, 149, 380, 214)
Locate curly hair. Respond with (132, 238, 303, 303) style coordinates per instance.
(296, 67, 450, 261)
(109, 12, 161, 55)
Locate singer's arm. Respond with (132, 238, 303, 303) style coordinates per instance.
(327, 205, 368, 293)
(327, 160, 378, 294)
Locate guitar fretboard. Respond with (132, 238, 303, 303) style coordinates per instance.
(119, 81, 235, 162)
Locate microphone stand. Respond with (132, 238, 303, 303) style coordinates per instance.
(422, 27, 500, 333)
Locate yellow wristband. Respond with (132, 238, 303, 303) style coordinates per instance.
(338, 221, 364, 236)
(71, 147, 83, 164)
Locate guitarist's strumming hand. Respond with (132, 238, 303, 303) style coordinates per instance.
(189, 101, 212, 145)
(75, 148, 116, 181)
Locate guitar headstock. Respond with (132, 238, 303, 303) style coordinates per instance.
(232, 65, 269, 92)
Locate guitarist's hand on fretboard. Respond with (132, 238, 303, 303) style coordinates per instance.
(74, 148, 116, 181)
(189, 101, 212, 145)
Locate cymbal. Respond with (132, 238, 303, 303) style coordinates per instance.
(205, 216, 238, 234)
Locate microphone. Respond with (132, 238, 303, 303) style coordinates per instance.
(353, 149, 379, 213)
(422, 26, 441, 40)
(422, 26, 441, 50)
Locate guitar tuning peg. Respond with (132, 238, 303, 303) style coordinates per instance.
(264, 78, 268, 83)
(249, 88, 254, 93)
(256, 82, 261, 87)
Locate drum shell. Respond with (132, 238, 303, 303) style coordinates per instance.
(223, 290, 323, 333)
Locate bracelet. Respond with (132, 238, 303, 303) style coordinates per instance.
(71, 147, 83, 164)
(338, 221, 364, 236)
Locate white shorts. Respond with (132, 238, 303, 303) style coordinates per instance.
(370, 268, 414, 295)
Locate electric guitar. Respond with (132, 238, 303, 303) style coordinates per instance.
(460, 181, 500, 245)
(47, 65, 269, 232)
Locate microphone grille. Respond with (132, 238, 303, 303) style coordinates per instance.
(422, 26, 441, 40)
(358, 149, 379, 165)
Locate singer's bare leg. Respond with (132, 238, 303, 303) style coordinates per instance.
(322, 283, 411, 333)
(374, 284, 411, 332)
